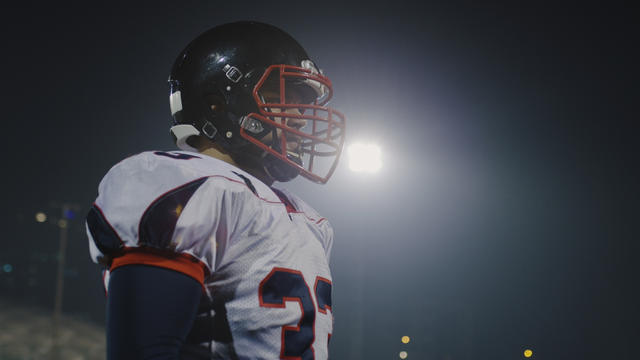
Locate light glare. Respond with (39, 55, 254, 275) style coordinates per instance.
(347, 142, 382, 173)
(58, 219, 68, 229)
(35, 212, 47, 223)
(399, 351, 408, 359)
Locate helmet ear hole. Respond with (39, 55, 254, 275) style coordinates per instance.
(202, 121, 218, 139)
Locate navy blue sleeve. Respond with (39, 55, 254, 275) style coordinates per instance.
(106, 265, 202, 360)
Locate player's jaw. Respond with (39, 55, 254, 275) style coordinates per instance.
(264, 109, 307, 153)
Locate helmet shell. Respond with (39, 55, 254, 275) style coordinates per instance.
(169, 21, 311, 150)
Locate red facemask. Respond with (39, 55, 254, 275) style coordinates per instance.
(240, 64, 346, 184)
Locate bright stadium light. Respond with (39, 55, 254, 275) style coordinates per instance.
(347, 142, 382, 173)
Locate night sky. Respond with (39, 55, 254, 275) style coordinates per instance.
(1, 2, 637, 359)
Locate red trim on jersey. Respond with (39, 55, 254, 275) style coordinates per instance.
(271, 188, 328, 224)
(271, 187, 298, 213)
(286, 211, 327, 225)
(282, 200, 297, 214)
(110, 247, 207, 288)
(212, 175, 330, 225)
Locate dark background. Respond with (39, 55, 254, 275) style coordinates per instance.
(1, 1, 637, 359)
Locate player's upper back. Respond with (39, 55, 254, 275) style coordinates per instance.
(88, 150, 333, 274)
(98, 150, 277, 204)
(87, 150, 336, 359)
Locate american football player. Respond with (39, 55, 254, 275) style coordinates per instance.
(85, 21, 345, 359)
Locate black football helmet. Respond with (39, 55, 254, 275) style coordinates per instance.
(168, 21, 346, 183)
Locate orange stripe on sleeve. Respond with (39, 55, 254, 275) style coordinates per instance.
(110, 249, 206, 287)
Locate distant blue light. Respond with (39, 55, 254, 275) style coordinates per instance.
(3, 264, 13, 273)
(64, 209, 76, 220)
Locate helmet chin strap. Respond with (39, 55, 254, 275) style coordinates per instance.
(235, 123, 302, 183)
(261, 129, 302, 182)
(262, 152, 301, 183)
(228, 141, 300, 184)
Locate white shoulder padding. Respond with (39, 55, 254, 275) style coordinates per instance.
(170, 124, 200, 152)
(169, 90, 183, 115)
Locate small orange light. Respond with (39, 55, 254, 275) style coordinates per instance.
(175, 204, 183, 216)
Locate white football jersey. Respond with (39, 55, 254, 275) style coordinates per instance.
(86, 150, 334, 359)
